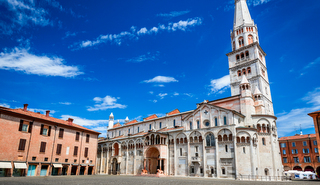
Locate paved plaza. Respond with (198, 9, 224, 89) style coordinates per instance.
(0, 175, 319, 185)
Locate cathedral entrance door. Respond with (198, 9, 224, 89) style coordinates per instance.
(145, 147, 160, 174)
(112, 158, 118, 175)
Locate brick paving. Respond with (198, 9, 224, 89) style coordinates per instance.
(0, 175, 319, 185)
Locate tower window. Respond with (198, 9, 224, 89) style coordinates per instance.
(238, 37, 244, 47)
(237, 70, 241, 77)
(225, 145, 228, 152)
(240, 53, 245, 60)
(245, 51, 249, 58)
(197, 120, 200, 129)
(224, 116, 227, 125)
(247, 67, 251, 74)
(173, 120, 176, 127)
(236, 55, 240, 61)
(137, 127, 139, 133)
(149, 124, 151, 130)
(159, 122, 162, 129)
(190, 121, 192, 130)
(242, 69, 246, 75)
(262, 138, 266, 145)
(215, 117, 218, 126)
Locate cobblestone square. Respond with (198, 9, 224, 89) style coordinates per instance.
(0, 175, 319, 185)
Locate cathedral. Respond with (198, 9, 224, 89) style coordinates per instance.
(97, 0, 283, 179)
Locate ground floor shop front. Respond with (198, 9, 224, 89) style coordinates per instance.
(0, 161, 95, 177)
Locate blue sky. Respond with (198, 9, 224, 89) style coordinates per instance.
(0, 0, 319, 137)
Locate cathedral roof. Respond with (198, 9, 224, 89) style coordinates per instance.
(113, 122, 121, 128)
(125, 119, 138, 125)
(144, 114, 158, 121)
(167, 109, 180, 116)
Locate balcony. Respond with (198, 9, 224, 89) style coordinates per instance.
(191, 156, 200, 163)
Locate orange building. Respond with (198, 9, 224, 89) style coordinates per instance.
(0, 104, 100, 177)
(308, 110, 320, 153)
(279, 134, 320, 176)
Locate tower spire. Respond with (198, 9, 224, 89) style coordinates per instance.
(234, 0, 254, 30)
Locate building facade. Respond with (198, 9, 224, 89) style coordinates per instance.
(279, 134, 320, 176)
(0, 104, 100, 177)
(97, 0, 283, 179)
(308, 111, 320, 153)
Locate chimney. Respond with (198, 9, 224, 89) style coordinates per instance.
(46, 110, 50, 117)
(67, 118, 74, 125)
(23, 104, 28, 111)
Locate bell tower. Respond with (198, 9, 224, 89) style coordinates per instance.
(226, 0, 274, 115)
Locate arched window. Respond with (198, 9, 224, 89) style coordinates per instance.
(218, 135, 222, 141)
(237, 137, 240, 143)
(245, 51, 249, 59)
(197, 120, 200, 129)
(236, 55, 240, 61)
(262, 138, 266, 145)
(240, 53, 245, 60)
(215, 117, 218, 126)
(242, 68, 246, 75)
(264, 168, 269, 176)
(206, 134, 215, 147)
(238, 37, 244, 47)
(173, 120, 176, 127)
(237, 70, 241, 77)
(180, 148, 182, 156)
(248, 34, 253, 44)
(159, 122, 162, 129)
(225, 145, 228, 152)
(224, 116, 227, 125)
(190, 121, 192, 130)
(180, 138, 183, 144)
(176, 138, 179, 144)
(137, 127, 139, 133)
(149, 124, 151, 130)
(247, 67, 251, 74)
(229, 134, 233, 141)
(241, 137, 245, 143)
(243, 147, 246, 153)
(222, 167, 226, 175)
(190, 137, 193, 143)
(223, 134, 228, 141)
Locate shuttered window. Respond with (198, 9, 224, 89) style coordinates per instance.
(59, 128, 64, 138)
(74, 146, 78, 156)
(84, 147, 88, 157)
(18, 139, 27, 151)
(28, 122, 33, 133)
(86, 134, 90, 143)
(19, 120, 23, 131)
(56, 144, 62, 155)
(76, 132, 80, 141)
(40, 142, 46, 153)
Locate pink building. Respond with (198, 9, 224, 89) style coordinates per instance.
(0, 104, 100, 177)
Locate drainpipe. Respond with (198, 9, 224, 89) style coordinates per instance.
(25, 119, 35, 176)
(49, 125, 58, 176)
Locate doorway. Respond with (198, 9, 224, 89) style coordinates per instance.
(112, 158, 118, 175)
(40, 165, 48, 176)
(71, 166, 77, 175)
(27, 165, 36, 176)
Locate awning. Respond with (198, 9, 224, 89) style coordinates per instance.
(14, 162, 27, 169)
(53, 164, 63, 168)
(88, 164, 95, 167)
(0, 162, 12, 169)
(80, 164, 87, 166)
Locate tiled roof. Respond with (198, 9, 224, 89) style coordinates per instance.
(279, 134, 316, 141)
(125, 119, 138, 125)
(144, 114, 158, 121)
(113, 122, 121, 128)
(167, 109, 180, 116)
(308, 110, 320, 115)
(0, 107, 100, 134)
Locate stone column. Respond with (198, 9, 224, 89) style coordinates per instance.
(270, 134, 276, 176)
(187, 138, 190, 176)
(106, 146, 109, 174)
(126, 145, 128, 175)
(202, 138, 207, 177)
(134, 143, 136, 175)
(250, 138, 255, 176)
(233, 135, 238, 179)
(215, 137, 219, 178)
(174, 137, 177, 176)
(100, 146, 103, 174)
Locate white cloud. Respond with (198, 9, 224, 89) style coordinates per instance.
(59, 102, 72, 105)
(70, 17, 202, 49)
(87, 95, 127, 111)
(277, 87, 320, 136)
(184, 93, 194, 97)
(60, 115, 109, 126)
(158, 93, 168, 99)
(155, 84, 165, 87)
(304, 57, 320, 70)
(247, 0, 272, 6)
(149, 91, 154, 95)
(209, 75, 230, 94)
(125, 52, 159, 63)
(143, 76, 178, 83)
(173, 92, 179, 96)
(0, 47, 83, 77)
(152, 100, 157, 103)
(0, 103, 10, 108)
(157, 10, 190, 18)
